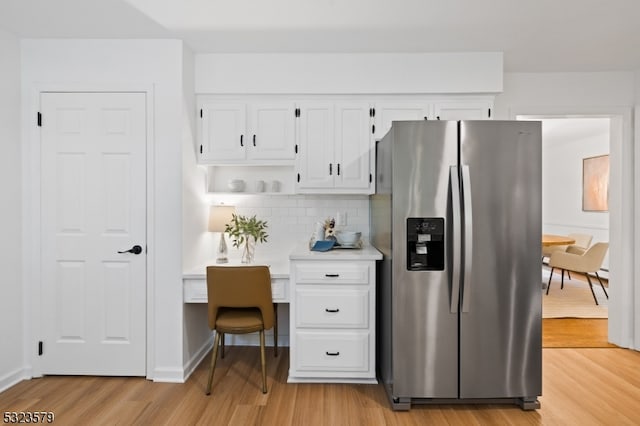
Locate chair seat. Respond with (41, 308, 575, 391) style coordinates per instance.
(215, 308, 264, 334)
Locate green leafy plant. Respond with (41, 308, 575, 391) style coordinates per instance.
(224, 213, 269, 248)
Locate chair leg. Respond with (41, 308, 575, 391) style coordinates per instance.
(206, 331, 222, 395)
(546, 267, 554, 295)
(567, 270, 572, 280)
(260, 330, 267, 394)
(560, 269, 565, 289)
(585, 275, 599, 305)
(221, 333, 225, 359)
(595, 272, 609, 299)
(273, 303, 278, 357)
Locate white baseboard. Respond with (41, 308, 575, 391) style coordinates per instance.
(223, 333, 290, 348)
(0, 367, 31, 393)
(152, 367, 186, 383)
(182, 336, 214, 382)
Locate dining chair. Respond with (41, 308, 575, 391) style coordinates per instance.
(546, 242, 609, 305)
(542, 233, 593, 264)
(205, 265, 276, 394)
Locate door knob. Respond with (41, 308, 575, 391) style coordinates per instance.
(118, 245, 143, 255)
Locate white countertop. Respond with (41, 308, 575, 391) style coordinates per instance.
(183, 242, 382, 280)
(289, 242, 383, 261)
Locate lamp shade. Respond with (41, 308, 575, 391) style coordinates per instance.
(208, 205, 235, 232)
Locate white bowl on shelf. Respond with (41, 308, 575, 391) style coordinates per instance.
(335, 231, 362, 246)
(227, 179, 245, 192)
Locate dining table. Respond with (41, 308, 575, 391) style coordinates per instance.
(542, 234, 576, 247)
(541, 234, 576, 288)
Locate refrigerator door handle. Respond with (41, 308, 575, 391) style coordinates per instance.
(461, 165, 473, 313)
(450, 166, 461, 313)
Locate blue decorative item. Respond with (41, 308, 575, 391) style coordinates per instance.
(311, 240, 335, 252)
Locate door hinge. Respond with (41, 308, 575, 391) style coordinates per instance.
(488, 108, 492, 118)
(297, 173, 300, 183)
(38, 341, 43, 356)
(295, 144, 298, 154)
(295, 108, 300, 117)
(37, 112, 42, 127)
(371, 108, 375, 117)
(369, 173, 372, 183)
(200, 145, 203, 154)
(200, 109, 203, 118)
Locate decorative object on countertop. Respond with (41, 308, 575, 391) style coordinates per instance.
(335, 230, 362, 247)
(311, 240, 336, 252)
(228, 178, 245, 192)
(324, 217, 337, 241)
(225, 213, 269, 263)
(208, 205, 236, 264)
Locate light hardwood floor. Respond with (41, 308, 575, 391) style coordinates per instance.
(2, 346, 640, 425)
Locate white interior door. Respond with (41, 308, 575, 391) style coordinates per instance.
(40, 92, 147, 376)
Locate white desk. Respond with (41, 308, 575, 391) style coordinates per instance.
(183, 258, 290, 303)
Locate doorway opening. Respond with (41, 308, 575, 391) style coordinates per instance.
(519, 115, 612, 348)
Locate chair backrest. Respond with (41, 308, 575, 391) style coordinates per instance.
(568, 233, 593, 249)
(580, 242, 609, 273)
(206, 266, 274, 330)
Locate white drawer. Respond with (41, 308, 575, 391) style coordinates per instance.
(293, 262, 369, 285)
(296, 288, 368, 328)
(294, 331, 370, 372)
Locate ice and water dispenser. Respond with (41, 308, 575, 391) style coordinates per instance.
(406, 218, 444, 271)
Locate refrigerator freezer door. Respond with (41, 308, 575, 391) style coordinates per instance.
(391, 121, 459, 398)
(458, 121, 542, 399)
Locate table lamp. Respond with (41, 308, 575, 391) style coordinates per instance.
(208, 205, 236, 264)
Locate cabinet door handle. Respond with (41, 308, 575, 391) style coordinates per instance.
(326, 351, 340, 356)
(240, 135, 244, 147)
(325, 308, 340, 313)
(325, 273, 339, 277)
(329, 163, 332, 175)
(253, 134, 256, 146)
(337, 163, 340, 176)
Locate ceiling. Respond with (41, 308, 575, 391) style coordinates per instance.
(1, 0, 639, 72)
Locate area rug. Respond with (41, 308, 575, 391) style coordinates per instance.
(542, 271, 608, 319)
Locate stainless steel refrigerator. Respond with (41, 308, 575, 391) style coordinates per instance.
(370, 120, 542, 410)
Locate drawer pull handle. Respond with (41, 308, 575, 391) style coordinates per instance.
(325, 308, 340, 313)
(326, 351, 340, 356)
(325, 274, 340, 277)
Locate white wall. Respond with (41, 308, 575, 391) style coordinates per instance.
(195, 52, 503, 94)
(0, 28, 24, 392)
(495, 72, 637, 349)
(542, 118, 610, 269)
(21, 39, 186, 381)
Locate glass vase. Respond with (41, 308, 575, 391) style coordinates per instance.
(241, 235, 256, 264)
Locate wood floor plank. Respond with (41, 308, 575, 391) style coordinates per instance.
(2, 347, 640, 425)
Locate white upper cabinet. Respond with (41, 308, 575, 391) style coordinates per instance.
(432, 99, 492, 121)
(372, 98, 494, 140)
(372, 102, 432, 140)
(296, 101, 373, 194)
(198, 100, 296, 164)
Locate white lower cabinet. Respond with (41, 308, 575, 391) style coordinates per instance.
(288, 260, 377, 383)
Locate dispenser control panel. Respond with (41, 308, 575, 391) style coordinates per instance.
(407, 217, 444, 271)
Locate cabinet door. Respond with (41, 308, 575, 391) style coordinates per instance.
(373, 102, 432, 140)
(296, 103, 335, 190)
(200, 103, 247, 161)
(248, 102, 296, 161)
(334, 102, 372, 191)
(433, 100, 492, 120)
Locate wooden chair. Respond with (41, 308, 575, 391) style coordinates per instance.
(546, 242, 609, 305)
(205, 265, 276, 394)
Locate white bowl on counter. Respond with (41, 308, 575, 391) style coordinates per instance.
(227, 179, 245, 192)
(335, 230, 362, 246)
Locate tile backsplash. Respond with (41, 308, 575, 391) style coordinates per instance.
(206, 194, 370, 259)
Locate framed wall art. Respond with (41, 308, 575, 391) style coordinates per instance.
(582, 154, 609, 212)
